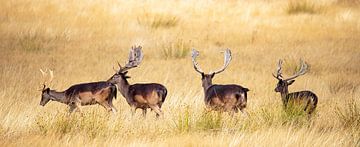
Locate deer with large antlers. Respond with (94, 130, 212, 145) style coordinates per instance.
(191, 48, 249, 114)
(107, 46, 167, 117)
(272, 59, 318, 115)
(39, 69, 118, 113)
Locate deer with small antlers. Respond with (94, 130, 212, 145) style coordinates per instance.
(107, 46, 167, 117)
(272, 59, 318, 115)
(191, 48, 249, 114)
(39, 69, 118, 113)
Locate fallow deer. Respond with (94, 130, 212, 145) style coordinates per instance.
(272, 59, 318, 115)
(191, 48, 249, 114)
(107, 46, 167, 117)
(39, 69, 118, 113)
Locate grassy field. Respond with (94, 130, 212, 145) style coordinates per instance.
(0, 0, 360, 146)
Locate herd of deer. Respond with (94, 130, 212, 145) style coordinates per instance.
(39, 46, 318, 118)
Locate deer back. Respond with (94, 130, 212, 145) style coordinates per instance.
(286, 90, 318, 105)
(64, 81, 116, 104)
(205, 84, 249, 107)
(128, 83, 167, 104)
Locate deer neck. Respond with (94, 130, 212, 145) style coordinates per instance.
(280, 88, 289, 104)
(49, 90, 68, 104)
(115, 79, 130, 98)
(202, 79, 213, 93)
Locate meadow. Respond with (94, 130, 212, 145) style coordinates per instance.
(0, 0, 359, 146)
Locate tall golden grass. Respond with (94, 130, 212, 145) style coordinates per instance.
(0, 0, 359, 146)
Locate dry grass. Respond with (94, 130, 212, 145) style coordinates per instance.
(0, 0, 360, 146)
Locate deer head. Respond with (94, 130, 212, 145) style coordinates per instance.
(272, 59, 309, 93)
(191, 48, 232, 89)
(39, 69, 54, 106)
(108, 45, 143, 84)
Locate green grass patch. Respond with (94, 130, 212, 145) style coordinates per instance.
(195, 110, 223, 131)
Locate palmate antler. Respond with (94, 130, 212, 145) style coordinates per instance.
(213, 49, 232, 74)
(191, 48, 232, 75)
(39, 68, 54, 90)
(272, 59, 283, 80)
(116, 45, 144, 73)
(273, 59, 309, 81)
(191, 49, 204, 74)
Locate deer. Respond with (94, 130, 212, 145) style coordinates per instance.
(107, 46, 167, 118)
(39, 69, 118, 114)
(191, 48, 249, 115)
(272, 59, 318, 115)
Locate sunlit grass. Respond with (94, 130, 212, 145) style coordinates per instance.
(0, 0, 359, 146)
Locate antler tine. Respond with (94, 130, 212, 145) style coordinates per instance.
(116, 61, 122, 68)
(191, 48, 204, 74)
(272, 59, 283, 80)
(39, 69, 47, 89)
(283, 59, 309, 81)
(213, 48, 232, 74)
(48, 69, 54, 84)
(39, 68, 53, 90)
(40, 69, 46, 76)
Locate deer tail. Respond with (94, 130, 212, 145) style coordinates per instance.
(108, 84, 117, 104)
(156, 87, 167, 103)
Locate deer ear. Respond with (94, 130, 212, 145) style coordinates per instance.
(123, 71, 128, 75)
(211, 73, 215, 78)
(287, 80, 295, 85)
(125, 76, 131, 79)
(45, 88, 50, 93)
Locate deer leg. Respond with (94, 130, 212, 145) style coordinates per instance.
(149, 104, 163, 118)
(228, 109, 235, 117)
(68, 100, 80, 112)
(74, 102, 83, 116)
(142, 108, 147, 117)
(109, 103, 117, 113)
(69, 103, 77, 113)
(99, 102, 113, 113)
(240, 108, 249, 117)
(130, 106, 137, 116)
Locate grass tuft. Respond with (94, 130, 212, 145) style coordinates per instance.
(18, 32, 45, 52)
(138, 12, 179, 29)
(161, 39, 191, 59)
(176, 106, 192, 133)
(287, 1, 319, 15)
(335, 99, 360, 129)
(195, 110, 223, 131)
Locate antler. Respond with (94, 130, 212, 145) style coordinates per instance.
(117, 45, 144, 73)
(39, 68, 54, 90)
(191, 49, 204, 74)
(272, 59, 283, 80)
(213, 48, 232, 74)
(283, 59, 308, 81)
